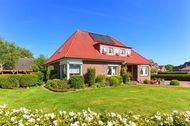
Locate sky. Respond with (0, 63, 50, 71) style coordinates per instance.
(0, 0, 190, 66)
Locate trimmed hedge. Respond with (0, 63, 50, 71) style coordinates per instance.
(0, 75, 20, 89)
(69, 75, 84, 89)
(20, 74, 38, 87)
(152, 74, 190, 81)
(170, 80, 180, 86)
(0, 74, 39, 89)
(45, 79, 72, 92)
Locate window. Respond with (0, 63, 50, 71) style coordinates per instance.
(140, 65, 149, 76)
(102, 47, 107, 54)
(108, 65, 118, 75)
(108, 47, 114, 54)
(69, 64, 81, 75)
(120, 49, 126, 55)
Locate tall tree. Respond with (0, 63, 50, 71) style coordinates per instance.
(32, 54, 47, 72)
(0, 37, 33, 69)
(165, 64, 174, 72)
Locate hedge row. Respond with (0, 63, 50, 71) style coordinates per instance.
(0, 74, 39, 89)
(158, 72, 189, 74)
(152, 74, 190, 81)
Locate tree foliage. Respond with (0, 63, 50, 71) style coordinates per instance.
(120, 65, 132, 83)
(32, 54, 47, 72)
(165, 64, 174, 72)
(0, 38, 33, 69)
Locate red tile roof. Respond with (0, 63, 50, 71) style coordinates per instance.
(45, 30, 151, 65)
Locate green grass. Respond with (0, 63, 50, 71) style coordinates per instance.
(0, 85, 190, 114)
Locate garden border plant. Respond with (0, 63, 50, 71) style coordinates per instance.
(1, 104, 190, 126)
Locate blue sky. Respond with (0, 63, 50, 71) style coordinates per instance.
(0, 0, 189, 66)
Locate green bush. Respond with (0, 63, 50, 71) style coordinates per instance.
(152, 74, 190, 81)
(143, 79, 150, 84)
(0, 74, 20, 89)
(46, 79, 72, 92)
(50, 73, 59, 79)
(113, 75, 123, 84)
(92, 82, 106, 88)
(95, 74, 106, 83)
(85, 68, 96, 86)
(170, 80, 180, 86)
(120, 65, 131, 83)
(20, 74, 38, 87)
(106, 76, 121, 86)
(31, 72, 44, 82)
(69, 75, 84, 89)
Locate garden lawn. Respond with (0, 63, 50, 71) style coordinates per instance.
(0, 85, 190, 115)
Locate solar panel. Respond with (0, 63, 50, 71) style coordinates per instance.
(89, 32, 115, 44)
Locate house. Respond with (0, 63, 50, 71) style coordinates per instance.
(0, 58, 33, 74)
(45, 30, 151, 82)
(158, 65, 167, 72)
(15, 58, 34, 70)
(174, 62, 190, 72)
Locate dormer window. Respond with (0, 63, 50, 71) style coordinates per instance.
(102, 47, 107, 54)
(120, 49, 126, 55)
(108, 47, 114, 54)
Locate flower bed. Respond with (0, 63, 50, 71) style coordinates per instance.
(1, 105, 190, 125)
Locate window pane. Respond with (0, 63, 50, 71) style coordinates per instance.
(140, 66, 148, 76)
(108, 47, 113, 54)
(70, 64, 80, 74)
(112, 66, 117, 75)
(108, 66, 118, 75)
(108, 66, 112, 75)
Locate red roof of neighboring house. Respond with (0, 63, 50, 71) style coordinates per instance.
(180, 66, 190, 71)
(45, 30, 151, 65)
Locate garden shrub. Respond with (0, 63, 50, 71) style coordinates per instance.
(120, 65, 131, 83)
(50, 73, 59, 79)
(92, 82, 106, 88)
(2, 105, 190, 126)
(85, 67, 96, 86)
(0, 74, 20, 89)
(69, 75, 84, 89)
(95, 74, 106, 83)
(46, 79, 72, 92)
(31, 72, 44, 82)
(20, 74, 38, 87)
(106, 76, 121, 86)
(113, 75, 123, 84)
(143, 79, 150, 84)
(31, 72, 45, 86)
(170, 80, 180, 86)
(152, 74, 190, 81)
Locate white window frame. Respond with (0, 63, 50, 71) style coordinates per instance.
(108, 64, 119, 76)
(108, 47, 114, 54)
(101, 47, 107, 54)
(120, 49, 126, 55)
(140, 65, 149, 76)
(60, 59, 83, 80)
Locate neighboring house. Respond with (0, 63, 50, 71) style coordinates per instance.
(0, 58, 33, 73)
(15, 58, 34, 70)
(174, 62, 190, 72)
(158, 65, 167, 72)
(45, 30, 151, 82)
